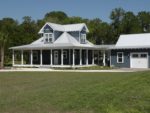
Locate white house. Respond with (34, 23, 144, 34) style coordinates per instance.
(10, 22, 113, 68)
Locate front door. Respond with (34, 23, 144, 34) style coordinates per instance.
(54, 51, 58, 65)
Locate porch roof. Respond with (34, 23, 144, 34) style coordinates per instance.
(10, 44, 115, 50)
(111, 46, 150, 50)
(94, 45, 115, 50)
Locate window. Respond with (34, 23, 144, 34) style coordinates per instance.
(33, 51, 38, 61)
(63, 51, 67, 59)
(140, 54, 147, 58)
(117, 52, 124, 63)
(132, 54, 138, 58)
(80, 34, 86, 44)
(44, 33, 53, 43)
(132, 53, 147, 58)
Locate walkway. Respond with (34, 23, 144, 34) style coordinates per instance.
(0, 68, 147, 72)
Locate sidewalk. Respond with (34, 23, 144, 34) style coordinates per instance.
(0, 67, 143, 72)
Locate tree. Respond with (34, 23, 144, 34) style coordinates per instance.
(137, 11, 150, 32)
(0, 32, 8, 68)
(0, 18, 18, 65)
(110, 8, 125, 41)
(120, 12, 142, 34)
(87, 18, 102, 44)
(44, 11, 68, 24)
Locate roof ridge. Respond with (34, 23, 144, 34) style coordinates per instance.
(121, 33, 150, 36)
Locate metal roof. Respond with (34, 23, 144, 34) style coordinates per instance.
(94, 45, 115, 50)
(38, 22, 89, 33)
(10, 32, 94, 50)
(114, 33, 150, 49)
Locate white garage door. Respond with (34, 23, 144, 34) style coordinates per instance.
(131, 53, 148, 68)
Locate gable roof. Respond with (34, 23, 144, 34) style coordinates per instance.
(38, 22, 89, 33)
(54, 32, 79, 45)
(114, 33, 150, 49)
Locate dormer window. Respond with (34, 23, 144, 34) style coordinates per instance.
(80, 34, 86, 44)
(45, 33, 53, 43)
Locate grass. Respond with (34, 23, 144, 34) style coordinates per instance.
(0, 71, 150, 113)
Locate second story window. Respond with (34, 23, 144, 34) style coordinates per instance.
(80, 34, 86, 44)
(45, 33, 53, 43)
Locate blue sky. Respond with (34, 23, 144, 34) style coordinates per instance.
(0, 0, 150, 23)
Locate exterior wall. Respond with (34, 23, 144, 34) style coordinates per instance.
(81, 27, 86, 34)
(43, 25, 53, 33)
(111, 49, 150, 68)
(68, 31, 80, 42)
(54, 31, 63, 41)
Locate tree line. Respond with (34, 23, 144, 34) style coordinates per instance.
(0, 8, 150, 68)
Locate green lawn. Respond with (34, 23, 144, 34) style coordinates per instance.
(0, 71, 150, 113)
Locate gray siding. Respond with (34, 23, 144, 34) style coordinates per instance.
(54, 31, 63, 41)
(43, 25, 53, 33)
(111, 49, 150, 68)
(68, 31, 80, 42)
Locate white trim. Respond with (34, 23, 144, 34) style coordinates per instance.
(80, 33, 86, 44)
(44, 33, 53, 43)
(61, 49, 63, 65)
(79, 31, 81, 43)
(21, 50, 24, 65)
(54, 51, 59, 65)
(40, 50, 42, 66)
(86, 49, 88, 65)
(92, 50, 94, 65)
(73, 49, 75, 66)
(12, 50, 15, 66)
(103, 50, 106, 66)
(30, 50, 33, 65)
(50, 49, 52, 66)
(110, 50, 112, 67)
(80, 49, 82, 65)
(117, 52, 124, 63)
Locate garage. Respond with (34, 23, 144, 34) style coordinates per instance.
(130, 53, 148, 68)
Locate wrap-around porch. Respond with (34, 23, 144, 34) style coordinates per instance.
(12, 48, 108, 68)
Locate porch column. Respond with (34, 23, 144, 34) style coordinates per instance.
(69, 49, 71, 65)
(98, 50, 100, 65)
(92, 50, 94, 65)
(61, 49, 63, 66)
(12, 50, 15, 66)
(30, 50, 33, 66)
(40, 50, 43, 66)
(103, 50, 106, 66)
(50, 49, 52, 66)
(21, 50, 24, 65)
(80, 49, 82, 65)
(86, 49, 88, 65)
(72, 49, 75, 66)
